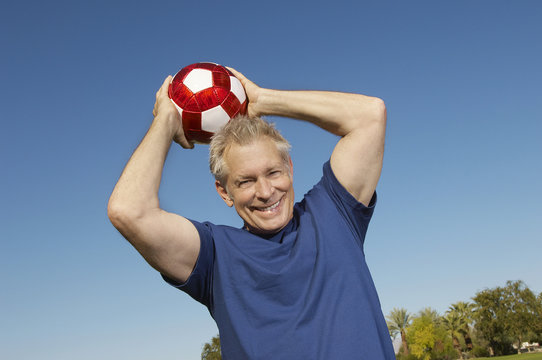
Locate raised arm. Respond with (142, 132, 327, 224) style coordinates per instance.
(107, 76, 200, 284)
(229, 68, 386, 206)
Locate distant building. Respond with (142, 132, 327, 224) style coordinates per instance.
(512, 342, 541, 353)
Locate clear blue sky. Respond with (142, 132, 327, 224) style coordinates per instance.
(1, 1, 541, 359)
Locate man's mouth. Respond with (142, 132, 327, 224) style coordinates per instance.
(254, 198, 282, 212)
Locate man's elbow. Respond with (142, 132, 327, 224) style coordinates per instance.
(107, 200, 126, 231)
(349, 96, 386, 133)
(369, 97, 386, 124)
(107, 198, 142, 233)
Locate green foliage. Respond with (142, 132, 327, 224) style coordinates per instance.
(430, 317, 456, 360)
(418, 307, 441, 325)
(449, 301, 475, 351)
(387, 307, 412, 355)
(472, 280, 542, 356)
(400, 308, 457, 360)
(472, 345, 490, 358)
(390, 281, 541, 359)
(442, 309, 467, 359)
(201, 335, 221, 360)
(387, 307, 412, 338)
(407, 316, 436, 360)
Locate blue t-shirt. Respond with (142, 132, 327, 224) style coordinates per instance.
(165, 161, 395, 359)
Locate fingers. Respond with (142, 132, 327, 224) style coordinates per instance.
(226, 66, 241, 77)
(154, 75, 174, 117)
(174, 133, 195, 149)
(227, 67, 248, 84)
(156, 75, 173, 99)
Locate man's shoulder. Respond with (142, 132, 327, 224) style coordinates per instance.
(190, 219, 247, 237)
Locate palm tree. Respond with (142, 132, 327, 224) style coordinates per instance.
(449, 301, 475, 351)
(443, 310, 466, 360)
(387, 307, 412, 356)
(201, 335, 221, 360)
(418, 307, 441, 325)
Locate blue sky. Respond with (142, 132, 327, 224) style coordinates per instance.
(1, 1, 541, 359)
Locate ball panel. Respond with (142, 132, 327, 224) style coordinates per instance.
(194, 87, 222, 110)
(181, 110, 202, 128)
(169, 83, 193, 108)
(193, 62, 219, 71)
(184, 95, 203, 112)
(229, 76, 247, 104)
(182, 110, 216, 143)
(183, 68, 213, 93)
(181, 110, 203, 143)
(221, 91, 243, 118)
(201, 106, 230, 133)
(212, 70, 231, 89)
(241, 100, 248, 114)
(174, 64, 196, 82)
(171, 101, 184, 118)
(213, 86, 229, 103)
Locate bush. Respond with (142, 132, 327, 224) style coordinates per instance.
(471, 346, 489, 358)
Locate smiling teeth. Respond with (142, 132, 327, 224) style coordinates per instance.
(262, 201, 280, 211)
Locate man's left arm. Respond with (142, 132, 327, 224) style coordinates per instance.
(229, 68, 386, 206)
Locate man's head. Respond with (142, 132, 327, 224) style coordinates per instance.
(209, 115, 294, 234)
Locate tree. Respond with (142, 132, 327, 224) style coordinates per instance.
(407, 316, 436, 360)
(449, 301, 475, 351)
(535, 292, 542, 341)
(472, 284, 512, 356)
(418, 307, 441, 325)
(443, 309, 466, 360)
(387, 308, 412, 356)
(201, 335, 221, 360)
(416, 307, 455, 360)
(504, 280, 540, 353)
(472, 280, 540, 356)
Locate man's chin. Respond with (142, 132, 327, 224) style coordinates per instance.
(245, 218, 289, 235)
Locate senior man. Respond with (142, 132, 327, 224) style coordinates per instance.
(108, 67, 395, 359)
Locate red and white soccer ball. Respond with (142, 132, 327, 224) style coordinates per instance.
(168, 62, 247, 143)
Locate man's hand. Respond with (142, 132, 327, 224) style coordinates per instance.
(153, 75, 194, 149)
(227, 67, 263, 118)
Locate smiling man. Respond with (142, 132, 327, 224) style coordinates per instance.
(108, 67, 395, 359)
(212, 120, 295, 235)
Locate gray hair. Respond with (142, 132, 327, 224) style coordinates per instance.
(209, 115, 291, 184)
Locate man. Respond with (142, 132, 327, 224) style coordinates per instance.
(108, 67, 395, 359)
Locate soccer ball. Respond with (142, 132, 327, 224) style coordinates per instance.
(168, 62, 247, 143)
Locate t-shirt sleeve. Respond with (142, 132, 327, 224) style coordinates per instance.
(161, 220, 215, 309)
(321, 160, 376, 245)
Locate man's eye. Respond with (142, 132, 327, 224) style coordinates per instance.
(238, 180, 252, 188)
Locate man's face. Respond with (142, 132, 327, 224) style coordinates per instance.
(216, 137, 294, 235)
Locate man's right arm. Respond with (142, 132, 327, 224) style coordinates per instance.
(107, 76, 200, 284)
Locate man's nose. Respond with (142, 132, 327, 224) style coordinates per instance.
(255, 178, 273, 200)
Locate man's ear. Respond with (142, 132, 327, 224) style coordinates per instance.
(215, 180, 234, 207)
(288, 156, 293, 178)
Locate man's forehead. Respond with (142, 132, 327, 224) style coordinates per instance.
(225, 138, 278, 159)
(225, 141, 286, 172)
